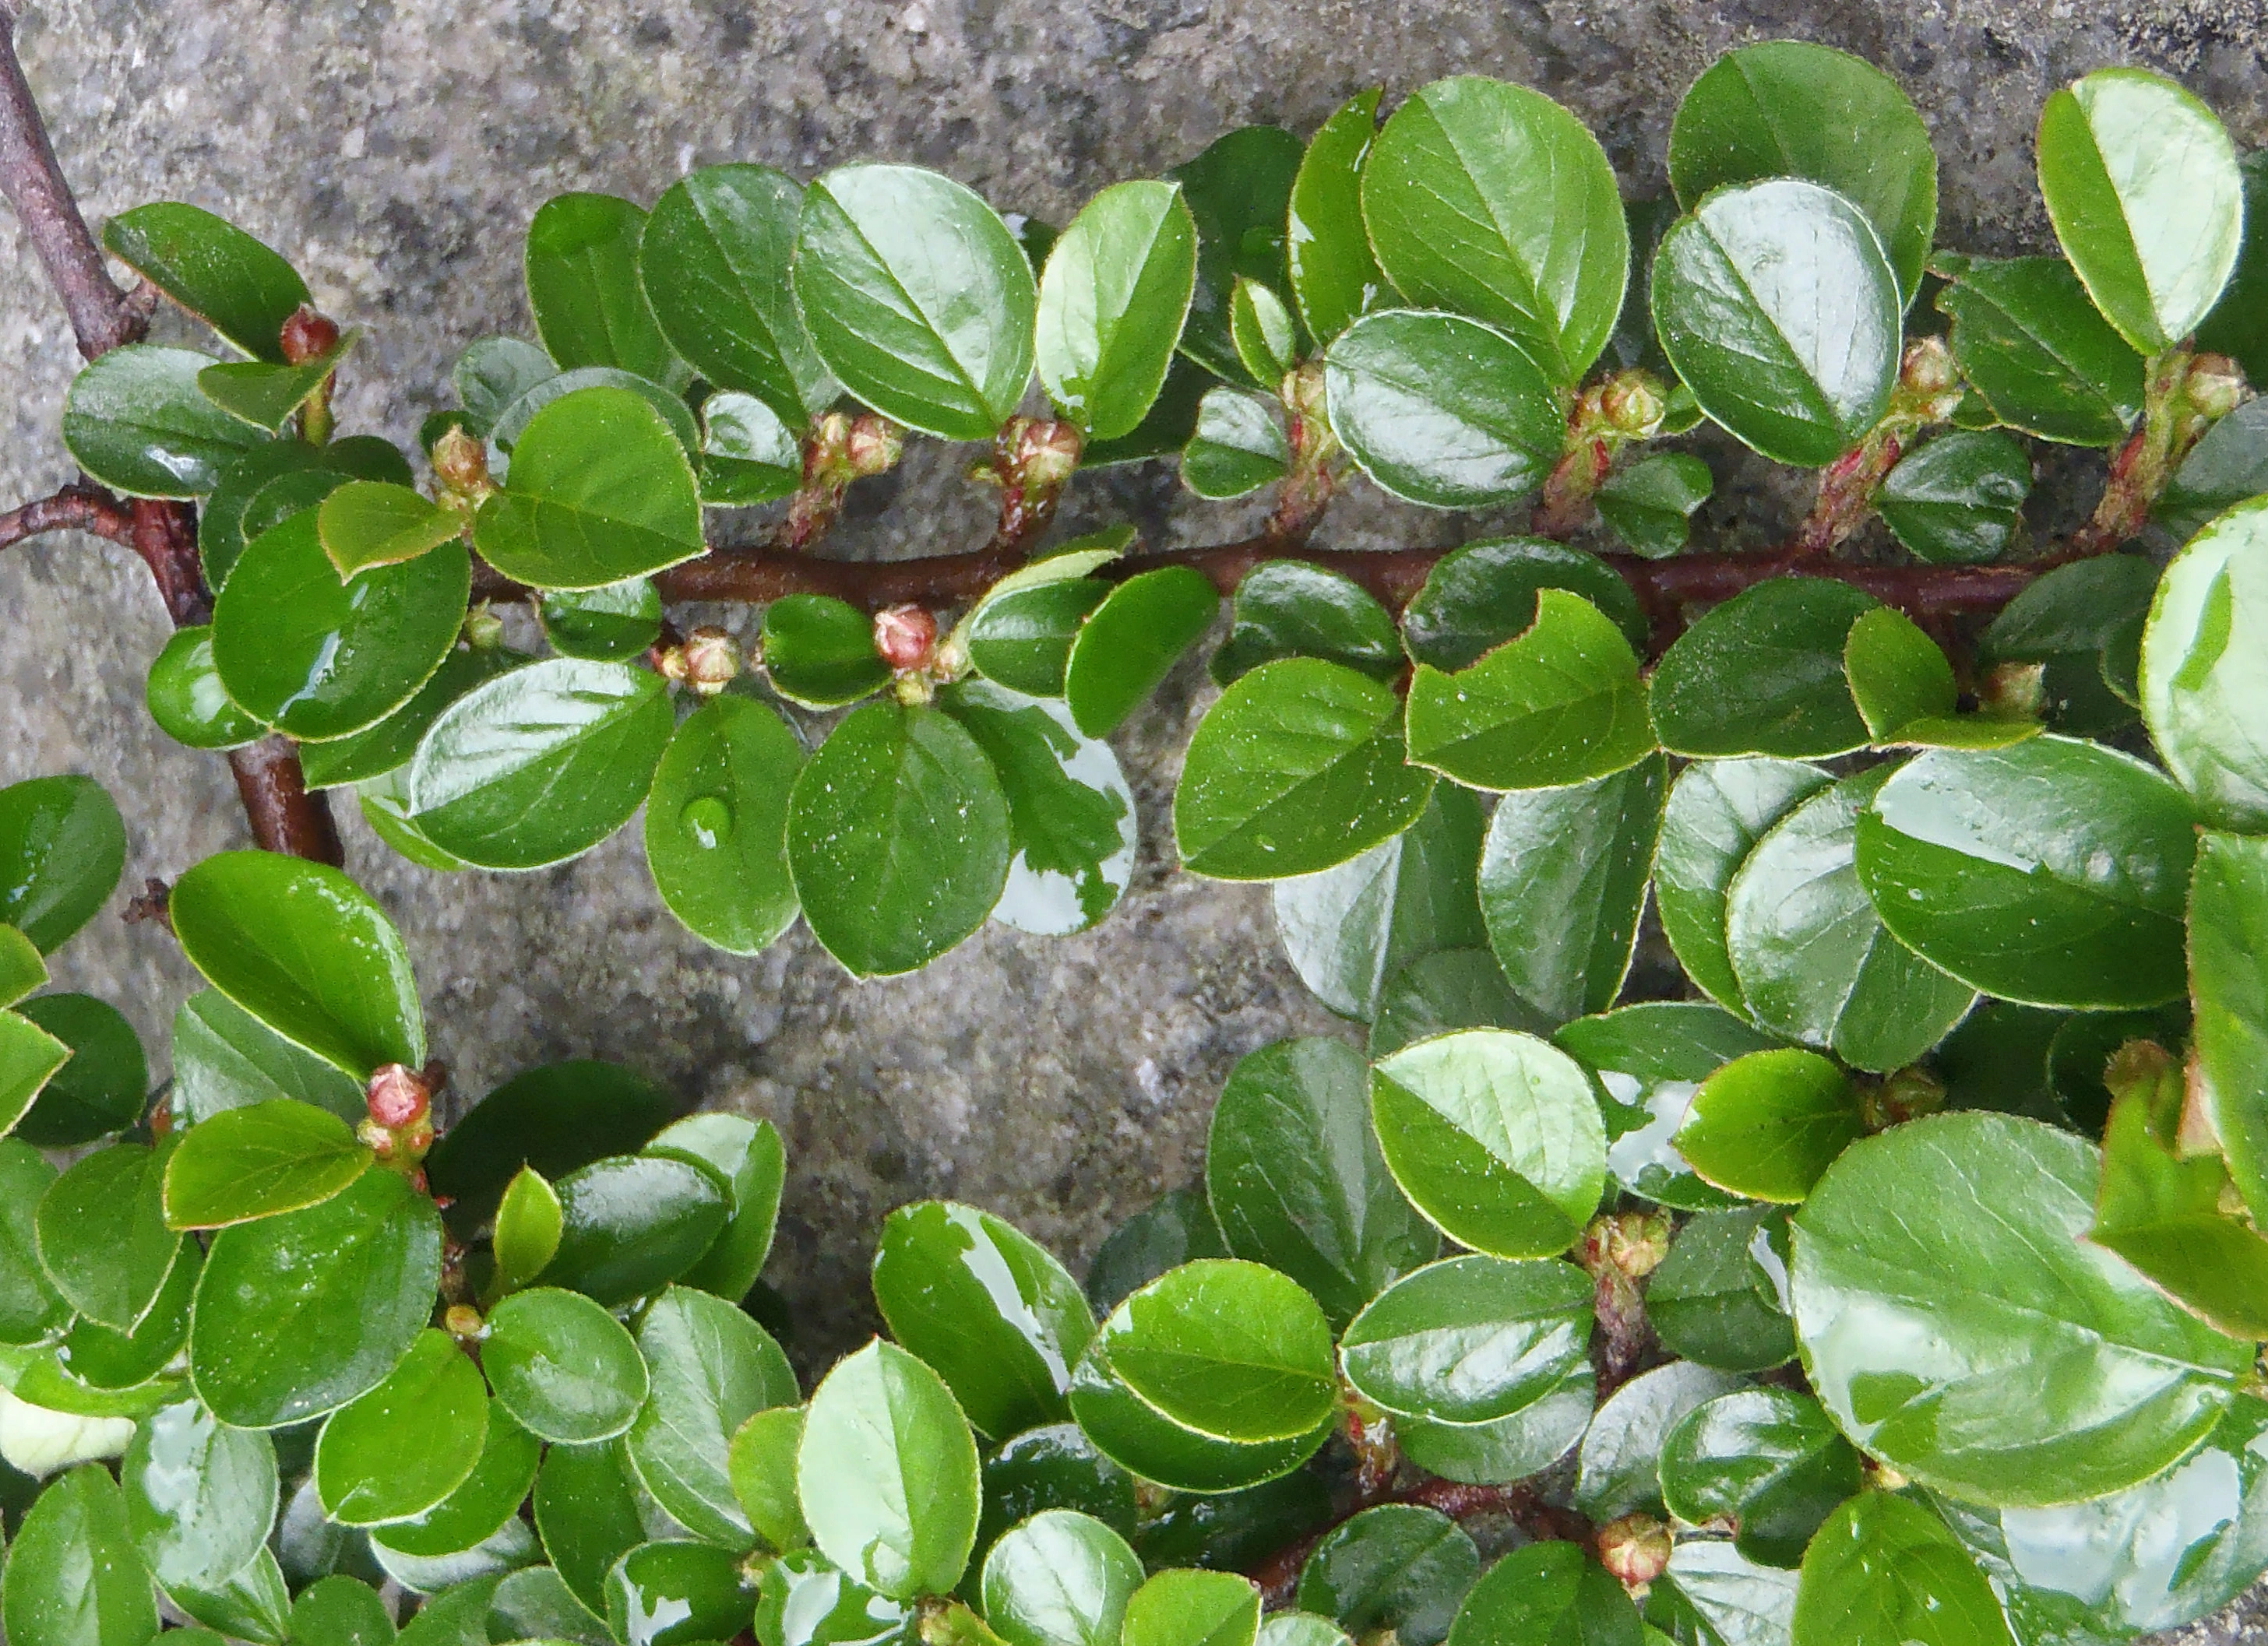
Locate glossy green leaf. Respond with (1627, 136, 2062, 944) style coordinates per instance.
(727, 1404, 809, 1553)
(1229, 280, 1297, 384)
(628, 1284, 797, 1545)
(1572, 1359, 1743, 1523)
(752, 1549, 913, 1646)
(1844, 606, 1958, 744)
(602, 1541, 751, 1646)
(1, 1465, 159, 1646)
(1361, 76, 1627, 382)
(1338, 1253, 1593, 1437)
(9, 994, 144, 1146)
(31, 1141, 174, 1330)
(646, 1111, 785, 1305)
(699, 389, 801, 504)
(62, 344, 266, 498)
(1643, 1541, 1799, 1646)
(198, 331, 356, 431)
(1083, 1190, 1227, 1318)
(533, 1442, 649, 1616)
(0, 925, 43, 1009)
(372, 1405, 541, 1561)
(161, 1099, 371, 1229)
(1062, 566, 1217, 738)
(0, 775, 124, 955)
(1660, 1389, 1861, 1568)
(1368, 1029, 1608, 1258)
(643, 696, 802, 957)
(795, 164, 1036, 440)
(1204, 1038, 1435, 1328)
(1083, 355, 1209, 467)
(1794, 1110, 2251, 1505)
(1674, 1049, 1862, 1203)
(289, 1577, 395, 1646)
(872, 1199, 1091, 1440)
(1650, 579, 1879, 758)
(1651, 181, 1900, 466)
(1977, 554, 2159, 734)
(536, 580, 661, 665)
(2188, 832, 2268, 1226)
(1668, 40, 1937, 301)
(1794, 1492, 2014, 1646)
(2196, 146, 2268, 382)
(146, 627, 263, 751)
(0, 1138, 69, 1343)
(1369, 953, 1542, 1077)
(1594, 454, 1712, 559)
(1121, 1570, 1260, 1646)
(1323, 310, 1564, 508)
(488, 1166, 565, 1300)
(1934, 253, 2144, 445)
(1445, 1542, 1638, 1646)
(1213, 561, 1400, 688)
(451, 337, 558, 437)
(1558, 1003, 1777, 1212)
(1179, 389, 1287, 499)
(101, 202, 308, 360)
(2141, 495, 2268, 831)
(188, 1166, 442, 1428)
(1855, 737, 2196, 1010)
(641, 164, 838, 423)
(481, 1287, 647, 1444)
(170, 850, 421, 1078)
(120, 1398, 278, 1590)
(981, 1508, 1143, 1646)
(1170, 125, 1303, 385)
(317, 482, 464, 578)
(800, 1338, 981, 1599)
(166, 1545, 292, 1642)
(2157, 395, 2268, 543)
(787, 702, 1012, 976)
(1288, 90, 1386, 346)
(474, 387, 703, 591)
(1648, 1205, 1796, 1373)
(1294, 1504, 1477, 1646)
(1036, 181, 1199, 439)
(976, 1423, 1137, 1567)
(526, 194, 681, 381)
(1873, 431, 2033, 565)
(1655, 756, 1833, 1018)
(1477, 758, 1663, 1025)
(2036, 69, 2244, 354)
(426, 1060, 674, 1236)
(762, 593, 891, 708)
(1400, 538, 1645, 670)
(488, 365, 700, 463)
(1174, 658, 1434, 881)
(314, 1330, 486, 1525)
(544, 1155, 731, 1307)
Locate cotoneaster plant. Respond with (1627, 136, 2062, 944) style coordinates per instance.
(2, 15, 2267, 1646)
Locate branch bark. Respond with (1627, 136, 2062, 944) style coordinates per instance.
(0, 483, 133, 549)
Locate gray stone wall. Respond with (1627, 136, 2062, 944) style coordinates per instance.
(2, 2, 2264, 1634)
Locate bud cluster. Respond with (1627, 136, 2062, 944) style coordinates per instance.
(430, 424, 496, 510)
(279, 304, 342, 366)
(359, 1062, 437, 1176)
(657, 624, 743, 696)
(1861, 1065, 1946, 1131)
(1596, 1511, 1673, 1595)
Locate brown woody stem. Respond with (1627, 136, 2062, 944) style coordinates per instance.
(0, 484, 134, 550)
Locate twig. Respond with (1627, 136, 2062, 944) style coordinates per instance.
(0, 483, 134, 549)
(227, 737, 344, 865)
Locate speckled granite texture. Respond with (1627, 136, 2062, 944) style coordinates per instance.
(2, 2, 2264, 1632)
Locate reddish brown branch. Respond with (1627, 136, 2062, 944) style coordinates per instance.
(227, 737, 343, 865)
(0, 483, 133, 549)
(128, 498, 213, 627)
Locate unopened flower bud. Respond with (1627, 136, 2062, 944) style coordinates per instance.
(1978, 660, 2047, 722)
(1597, 1513, 1672, 1594)
(1900, 335, 1959, 399)
(1281, 362, 1330, 427)
(1601, 371, 1668, 439)
(1580, 1209, 1673, 1281)
(431, 424, 491, 498)
(874, 604, 938, 672)
(681, 626, 741, 696)
(2185, 354, 2247, 422)
(444, 1304, 485, 1340)
(845, 415, 904, 478)
(1011, 417, 1082, 491)
(280, 304, 342, 366)
(462, 604, 505, 652)
(1864, 1065, 1946, 1131)
(367, 1063, 431, 1129)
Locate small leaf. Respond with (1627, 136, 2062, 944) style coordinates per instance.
(964, 579, 1111, 697)
(102, 202, 309, 360)
(2192, 832, 2268, 1229)
(1660, 1388, 1862, 1569)
(1647, 1205, 1794, 1372)
(2157, 395, 2268, 543)
(1793, 1493, 2015, 1646)
(533, 1441, 650, 1616)
(483, 1288, 648, 1444)
(800, 1339, 981, 1599)
(1844, 606, 2033, 749)
(1654, 757, 1833, 1019)
(452, 338, 558, 436)
(629, 1285, 797, 1545)
(1400, 538, 1646, 671)
(1650, 578, 1879, 759)
(794, 164, 1036, 441)
(424, 1060, 674, 1234)
(1174, 659, 1434, 881)
(1370, 950, 1543, 1062)
(1229, 279, 1298, 385)
(35, 1143, 178, 1329)
(9, 994, 145, 1147)
(318, 482, 465, 578)
(1086, 1191, 1227, 1318)
(1594, 454, 1711, 558)
(1442, 1543, 1637, 1646)
(728, 1406, 809, 1553)
(120, 1398, 278, 1591)
(1213, 560, 1401, 687)
(1288, 90, 1386, 346)
(473, 387, 704, 591)
(1179, 389, 1287, 499)
(1062, 565, 1217, 737)
(1872, 431, 2032, 565)
(1675, 1048, 1864, 1202)
(1977, 554, 2159, 734)
(198, 332, 357, 431)
(0, 925, 44, 1009)
(699, 391, 802, 505)
(167, 989, 364, 1126)
(1323, 311, 1564, 508)
(315, 1330, 488, 1525)
(1651, 181, 1900, 467)
(1122, 1570, 1261, 1646)
(1036, 180, 1199, 439)
(162, 1099, 371, 1229)
(1572, 1359, 1743, 1522)
(1170, 125, 1304, 385)
(982, 1509, 1143, 1646)
(489, 365, 701, 462)
(762, 593, 892, 707)
(649, 1113, 787, 1307)
(0, 776, 125, 955)
(62, 344, 266, 498)
(2036, 69, 2245, 354)
(1294, 1504, 1477, 1646)
(526, 193, 683, 382)
(1934, 254, 2144, 446)
(644, 696, 803, 956)
(2141, 496, 2268, 832)
(146, 627, 264, 751)
(604, 1542, 758, 1646)
(545, 1155, 731, 1307)
(489, 1166, 564, 1299)
(0, 1465, 159, 1646)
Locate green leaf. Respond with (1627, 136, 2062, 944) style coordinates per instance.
(10, 994, 146, 1146)
(1655, 756, 1833, 1018)
(1403, 538, 1646, 670)
(2141, 495, 2268, 832)
(1062, 565, 1217, 738)
(628, 1285, 796, 1546)
(102, 202, 309, 360)
(1977, 554, 2159, 735)
(1650, 578, 1879, 758)
(1229, 279, 1298, 385)
(1934, 254, 2144, 446)
(1444, 1543, 1637, 1646)
(210, 440, 416, 595)
(699, 391, 802, 505)
(1644, 1541, 1798, 1646)
(1649, 1205, 1794, 1373)
(540, 579, 663, 663)
(0, 925, 43, 1008)
(1370, 949, 1542, 1059)
(291, 1578, 396, 1646)
(981, 1509, 1143, 1646)
(1170, 125, 1304, 385)
(976, 1423, 1138, 1566)
(2188, 832, 2268, 1229)
(1847, 606, 2035, 751)
(34, 1143, 179, 1326)
(1572, 1359, 1743, 1523)
(762, 593, 891, 707)
(1295, 1504, 1477, 1646)
(483, 1289, 650, 1446)
(800, 1339, 980, 1599)
(1179, 388, 1287, 499)
(1270, 784, 1487, 1022)
(1084, 357, 1209, 467)
(644, 1112, 784, 1307)
(315, 1330, 487, 1525)
(1322, 311, 1564, 508)
(641, 164, 838, 424)
(489, 366, 701, 464)
(545, 1155, 731, 1307)
(51, 1236, 198, 1395)
(2036, 69, 2244, 355)
(1368, 1029, 1607, 1258)
(787, 702, 1012, 976)
(1204, 1039, 1435, 1328)
(121, 1398, 278, 1590)
(1213, 561, 1401, 688)
(1477, 758, 1664, 1023)
(1556, 1002, 1777, 1212)
(298, 645, 522, 793)
(1122, 1570, 1260, 1646)
(1675, 1048, 1863, 1203)
(317, 482, 465, 578)
(2197, 146, 2268, 383)
(425, 1060, 674, 1235)
(1855, 737, 2196, 1010)
(373, 1405, 541, 1560)
(754, 1549, 914, 1646)
(2157, 395, 2268, 543)
(188, 1166, 443, 1428)
(62, 345, 266, 498)
(489, 1166, 565, 1300)
(161, 1099, 372, 1230)
(525, 194, 682, 382)
(643, 696, 802, 957)
(451, 338, 558, 437)
(0, 1138, 69, 1343)
(1651, 181, 1900, 466)
(146, 626, 263, 751)
(170, 850, 423, 1078)
(198, 331, 357, 431)
(0, 1009, 71, 1144)
(1036, 181, 1199, 439)
(533, 1442, 648, 1616)
(408, 657, 674, 870)
(1288, 90, 1386, 346)
(1068, 1261, 1336, 1492)
(1085, 1190, 1228, 1318)
(1794, 1493, 2014, 1646)
(1360, 76, 1627, 384)
(1660, 1389, 1861, 1569)
(167, 1546, 292, 1642)
(0, 775, 125, 955)
(1667, 40, 1937, 302)
(474, 387, 704, 591)
(872, 1200, 1091, 1440)
(604, 1542, 757, 1646)
(942, 683, 1136, 937)
(1594, 455, 1712, 559)
(211, 511, 470, 741)
(1174, 659, 1434, 881)
(1729, 768, 1977, 1071)
(1794, 1110, 2250, 1505)
(1, 1465, 159, 1646)
(1872, 431, 2032, 566)
(728, 1405, 808, 1553)
(794, 164, 1036, 441)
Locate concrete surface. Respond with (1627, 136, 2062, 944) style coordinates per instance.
(2, 1, 2265, 1633)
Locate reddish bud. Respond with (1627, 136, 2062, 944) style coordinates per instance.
(1979, 660, 2047, 722)
(1597, 1513, 1672, 1593)
(431, 425, 491, 498)
(845, 415, 904, 478)
(681, 626, 741, 696)
(1009, 417, 1082, 490)
(366, 1063, 431, 1128)
(280, 304, 342, 366)
(1599, 371, 1667, 438)
(874, 604, 938, 672)
(1863, 1065, 1946, 1131)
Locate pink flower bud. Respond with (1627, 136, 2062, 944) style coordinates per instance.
(280, 304, 342, 365)
(366, 1063, 430, 1129)
(1597, 1513, 1672, 1593)
(846, 415, 905, 478)
(874, 604, 938, 672)
(681, 626, 741, 696)
(1012, 418, 1082, 490)
(431, 425, 491, 498)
